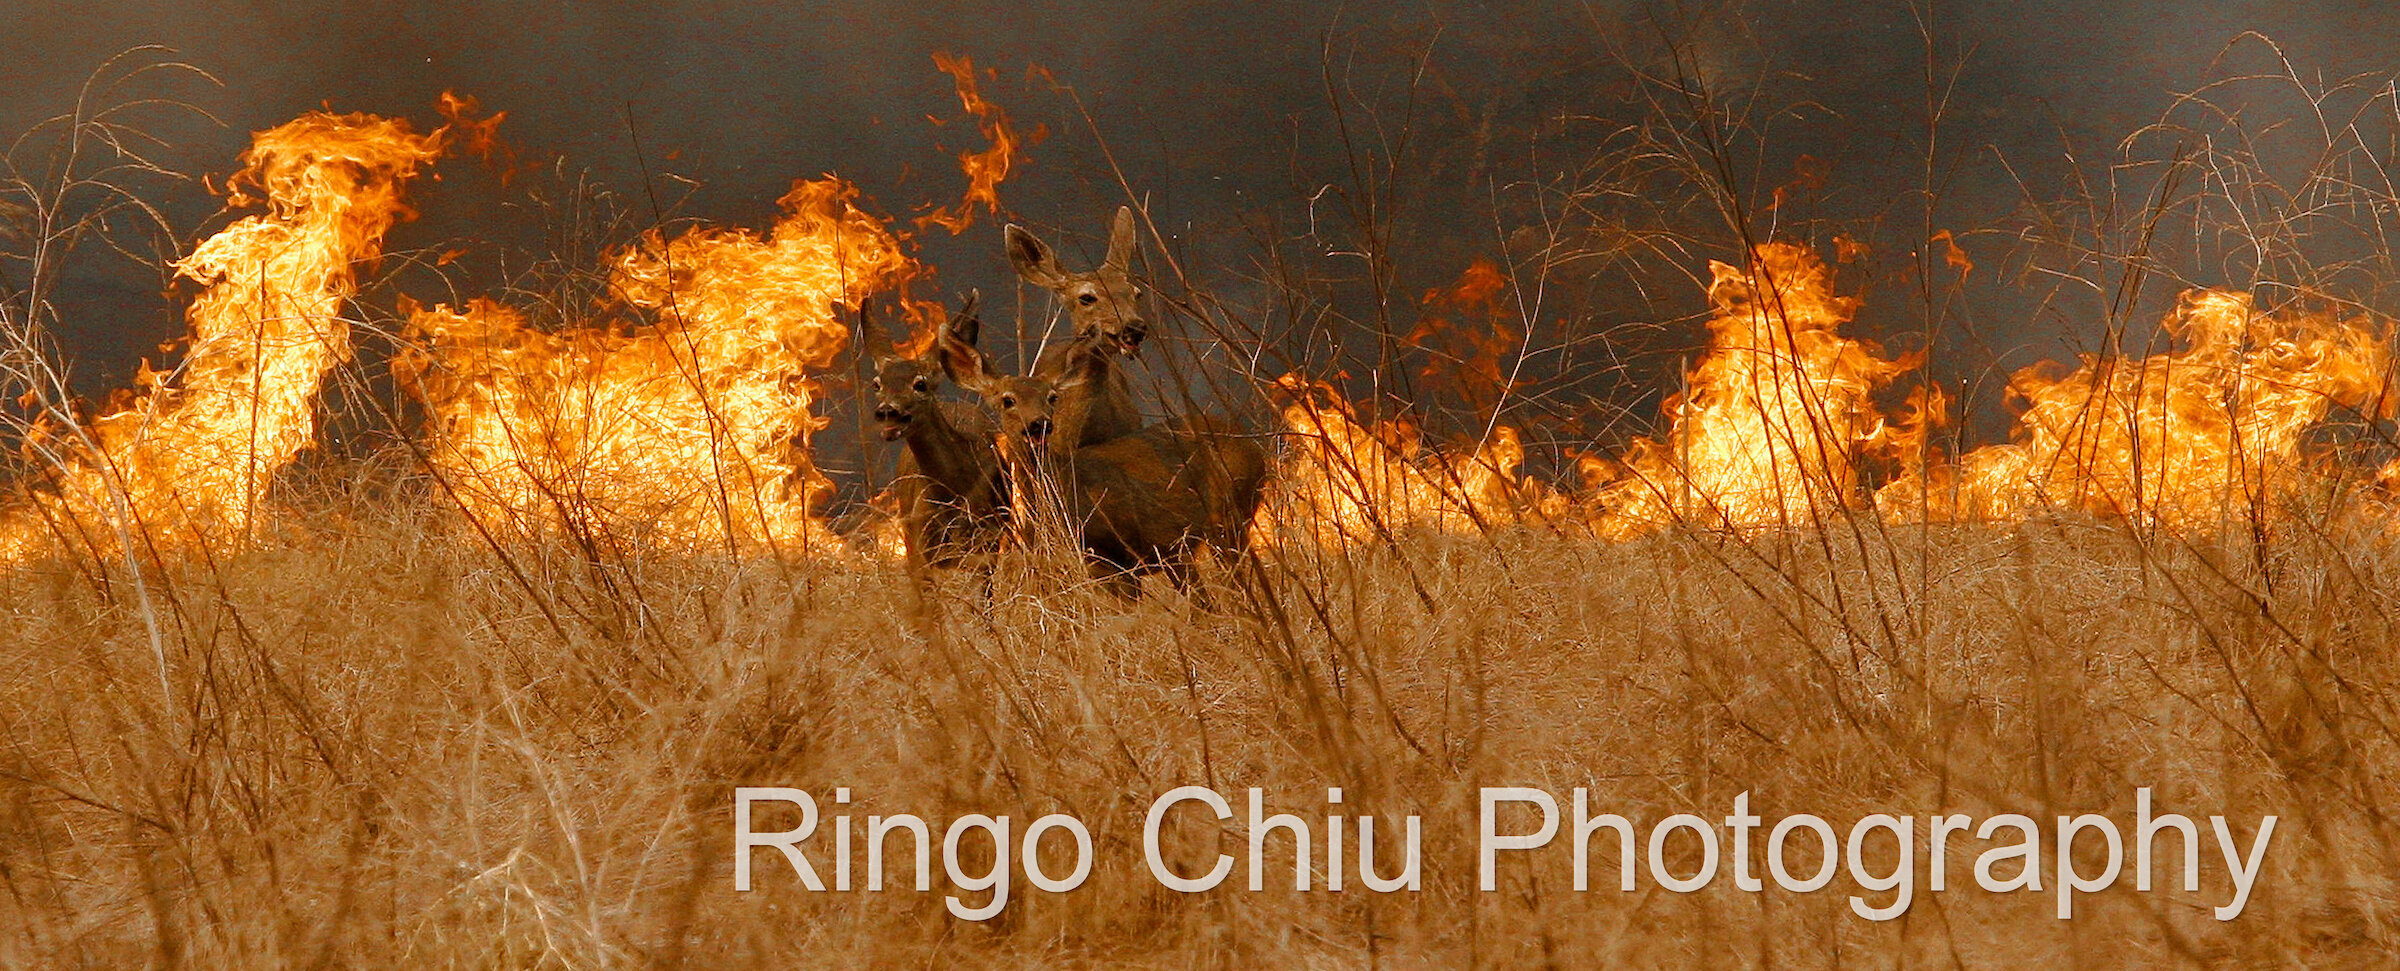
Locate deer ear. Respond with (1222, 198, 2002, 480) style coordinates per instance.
(857, 301, 895, 364)
(947, 289, 982, 349)
(938, 328, 996, 395)
(1104, 206, 1137, 272)
(1005, 224, 1067, 289)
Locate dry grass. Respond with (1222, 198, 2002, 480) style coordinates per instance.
(2, 483, 2396, 968)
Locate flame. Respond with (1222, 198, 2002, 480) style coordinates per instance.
(1259, 258, 1572, 547)
(1767, 154, 1831, 212)
(4, 111, 441, 557)
(1881, 289, 2391, 528)
(1259, 245, 1918, 546)
(1257, 375, 1566, 546)
(1404, 259, 1520, 415)
(435, 90, 521, 184)
(7, 93, 2386, 568)
(1930, 229, 1974, 276)
(1592, 243, 1922, 537)
(1269, 244, 2390, 544)
(397, 178, 921, 554)
(919, 53, 1041, 235)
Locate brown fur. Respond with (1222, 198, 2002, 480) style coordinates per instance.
(942, 331, 1269, 595)
(864, 296, 1008, 575)
(1006, 207, 1147, 446)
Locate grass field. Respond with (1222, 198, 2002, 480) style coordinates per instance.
(3, 488, 2395, 967)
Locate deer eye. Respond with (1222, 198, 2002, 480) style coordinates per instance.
(869, 377, 881, 391)
(1078, 292, 1099, 306)
(1047, 390, 1060, 404)
(1000, 394, 1017, 409)
(912, 377, 929, 393)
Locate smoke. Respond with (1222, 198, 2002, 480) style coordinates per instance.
(1, 0, 2391, 479)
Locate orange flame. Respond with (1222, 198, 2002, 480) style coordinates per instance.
(1273, 244, 2392, 545)
(1768, 154, 1831, 213)
(1257, 374, 1566, 546)
(4, 111, 442, 557)
(1593, 242, 1922, 537)
(1930, 229, 1974, 277)
(11, 93, 2387, 567)
(1404, 259, 1520, 415)
(435, 90, 521, 185)
(398, 177, 921, 554)
(1881, 289, 2390, 528)
(919, 53, 1042, 234)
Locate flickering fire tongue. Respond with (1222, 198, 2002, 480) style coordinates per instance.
(1590, 243, 1924, 537)
(1880, 289, 2392, 527)
(3, 110, 443, 557)
(919, 52, 1040, 236)
(398, 178, 926, 554)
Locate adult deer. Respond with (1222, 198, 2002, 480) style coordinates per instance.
(940, 326, 1268, 595)
(1005, 206, 1147, 446)
(862, 294, 1009, 576)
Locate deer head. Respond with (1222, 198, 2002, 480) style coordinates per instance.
(864, 293, 980, 442)
(941, 319, 1110, 464)
(1005, 206, 1146, 356)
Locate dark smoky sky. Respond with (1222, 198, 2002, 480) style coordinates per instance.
(6, 0, 2399, 470)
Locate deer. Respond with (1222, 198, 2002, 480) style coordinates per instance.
(861, 293, 1009, 577)
(939, 322, 1269, 596)
(1004, 206, 1149, 447)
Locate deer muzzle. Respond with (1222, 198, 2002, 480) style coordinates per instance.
(1113, 318, 1148, 355)
(872, 404, 910, 440)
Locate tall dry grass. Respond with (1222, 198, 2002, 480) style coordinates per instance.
(2, 489, 2398, 967)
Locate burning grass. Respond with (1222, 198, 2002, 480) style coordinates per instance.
(2, 110, 443, 559)
(397, 177, 922, 558)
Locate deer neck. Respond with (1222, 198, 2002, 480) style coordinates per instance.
(901, 405, 988, 493)
(1075, 364, 1143, 446)
(1034, 340, 1139, 446)
(1016, 425, 1092, 488)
